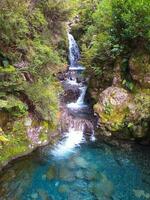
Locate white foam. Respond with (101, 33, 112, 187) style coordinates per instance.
(69, 66, 85, 71)
(90, 131, 96, 141)
(67, 86, 87, 110)
(66, 79, 79, 86)
(51, 128, 84, 157)
(67, 102, 87, 110)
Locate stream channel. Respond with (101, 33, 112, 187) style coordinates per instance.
(0, 34, 150, 200)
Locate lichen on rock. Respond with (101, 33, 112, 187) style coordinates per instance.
(94, 86, 130, 132)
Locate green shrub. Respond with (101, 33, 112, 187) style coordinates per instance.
(73, 0, 150, 78)
(0, 96, 28, 117)
(24, 77, 61, 126)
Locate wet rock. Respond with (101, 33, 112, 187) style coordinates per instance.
(59, 167, 75, 181)
(46, 165, 57, 180)
(63, 84, 80, 103)
(57, 72, 66, 81)
(88, 174, 113, 199)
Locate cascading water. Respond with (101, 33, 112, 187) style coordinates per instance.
(68, 33, 80, 67)
(51, 33, 94, 157)
(68, 33, 85, 70)
(67, 33, 87, 109)
(51, 127, 84, 157)
(67, 86, 87, 109)
(1, 33, 150, 200)
(77, 86, 87, 105)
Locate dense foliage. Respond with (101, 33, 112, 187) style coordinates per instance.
(0, 0, 72, 163)
(0, 0, 150, 165)
(72, 0, 150, 78)
(0, 0, 71, 123)
(71, 0, 150, 138)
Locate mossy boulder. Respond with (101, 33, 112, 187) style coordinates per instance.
(94, 87, 130, 133)
(95, 86, 150, 139)
(129, 52, 150, 88)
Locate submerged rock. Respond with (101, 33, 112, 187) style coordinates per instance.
(84, 170, 99, 181)
(89, 173, 114, 199)
(74, 157, 88, 168)
(38, 189, 53, 200)
(46, 165, 57, 180)
(133, 189, 150, 199)
(59, 167, 75, 181)
(58, 184, 69, 193)
(75, 170, 84, 179)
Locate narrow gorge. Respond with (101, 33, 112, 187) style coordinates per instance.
(0, 32, 150, 200)
(0, 0, 150, 200)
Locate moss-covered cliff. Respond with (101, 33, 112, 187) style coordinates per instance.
(0, 0, 72, 166)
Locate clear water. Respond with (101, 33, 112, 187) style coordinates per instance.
(1, 33, 150, 200)
(0, 138, 150, 200)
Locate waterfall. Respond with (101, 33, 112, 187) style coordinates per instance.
(77, 86, 87, 105)
(51, 33, 96, 158)
(67, 86, 87, 109)
(68, 33, 80, 67)
(67, 33, 87, 109)
(68, 33, 85, 70)
(51, 127, 84, 157)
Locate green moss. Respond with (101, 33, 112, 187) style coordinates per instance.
(0, 65, 16, 73)
(39, 131, 48, 143)
(23, 77, 61, 125)
(0, 96, 28, 117)
(0, 119, 30, 165)
(94, 98, 130, 132)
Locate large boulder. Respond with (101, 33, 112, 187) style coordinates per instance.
(94, 86, 130, 133)
(95, 86, 150, 139)
(129, 52, 150, 88)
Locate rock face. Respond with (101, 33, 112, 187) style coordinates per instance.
(94, 85, 150, 139)
(92, 50, 150, 140)
(129, 52, 150, 88)
(99, 87, 129, 107)
(94, 87, 129, 133)
(62, 85, 80, 103)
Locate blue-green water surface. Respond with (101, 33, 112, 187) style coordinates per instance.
(0, 139, 150, 200)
